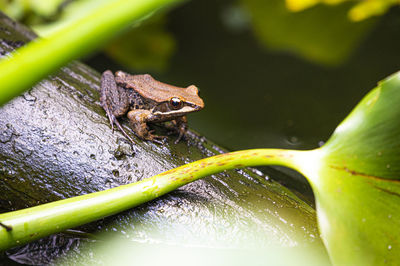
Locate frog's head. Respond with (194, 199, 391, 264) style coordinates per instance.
(152, 84, 204, 119)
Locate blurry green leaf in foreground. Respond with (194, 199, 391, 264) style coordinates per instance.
(240, 0, 375, 65)
(1, 0, 163, 37)
(0, 0, 130, 36)
(303, 71, 400, 264)
(60, 236, 329, 266)
(1, 0, 176, 72)
(0, 0, 183, 106)
(32, 0, 139, 36)
(285, 0, 399, 21)
(104, 15, 176, 71)
(1, 0, 177, 72)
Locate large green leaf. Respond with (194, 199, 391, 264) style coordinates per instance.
(298, 72, 400, 264)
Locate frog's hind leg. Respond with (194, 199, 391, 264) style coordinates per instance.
(112, 119, 137, 144)
(100, 70, 134, 143)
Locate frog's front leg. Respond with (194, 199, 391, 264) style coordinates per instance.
(173, 116, 187, 144)
(100, 70, 134, 143)
(127, 110, 167, 144)
(164, 116, 188, 143)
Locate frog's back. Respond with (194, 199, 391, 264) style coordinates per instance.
(115, 71, 194, 103)
(126, 89, 154, 110)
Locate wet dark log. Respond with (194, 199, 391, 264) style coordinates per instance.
(0, 12, 324, 264)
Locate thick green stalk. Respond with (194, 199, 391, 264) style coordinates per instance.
(0, 0, 183, 106)
(0, 148, 316, 251)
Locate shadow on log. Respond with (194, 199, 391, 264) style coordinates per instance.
(0, 12, 327, 264)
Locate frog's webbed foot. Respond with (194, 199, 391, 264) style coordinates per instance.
(175, 124, 186, 144)
(169, 116, 188, 144)
(147, 129, 167, 144)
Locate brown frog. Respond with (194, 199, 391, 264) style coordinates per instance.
(100, 70, 204, 144)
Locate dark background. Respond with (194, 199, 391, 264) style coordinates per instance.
(87, 1, 400, 153)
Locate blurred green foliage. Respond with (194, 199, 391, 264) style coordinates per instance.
(0, 0, 65, 24)
(0, 0, 175, 72)
(240, 0, 376, 66)
(286, 0, 399, 21)
(104, 15, 176, 71)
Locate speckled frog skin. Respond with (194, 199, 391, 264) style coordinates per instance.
(100, 70, 204, 144)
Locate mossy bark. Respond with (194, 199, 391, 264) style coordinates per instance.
(0, 12, 325, 264)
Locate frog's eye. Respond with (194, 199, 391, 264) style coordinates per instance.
(169, 97, 183, 109)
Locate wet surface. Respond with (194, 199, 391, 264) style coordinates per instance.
(0, 12, 325, 265)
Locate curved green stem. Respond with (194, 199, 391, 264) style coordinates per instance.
(0, 148, 318, 251)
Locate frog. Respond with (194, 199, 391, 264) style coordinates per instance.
(100, 70, 204, 144)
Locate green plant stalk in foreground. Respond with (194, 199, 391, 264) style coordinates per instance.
(0, 148, 313, 251)
(0, 0, 184, 106)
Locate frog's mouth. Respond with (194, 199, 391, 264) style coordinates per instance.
(153, 105, 199, 116)
(152, 102, 201, 117)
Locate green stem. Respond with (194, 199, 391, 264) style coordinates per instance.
(0, 0, 184, 106)
(0, 148, 315, 251)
